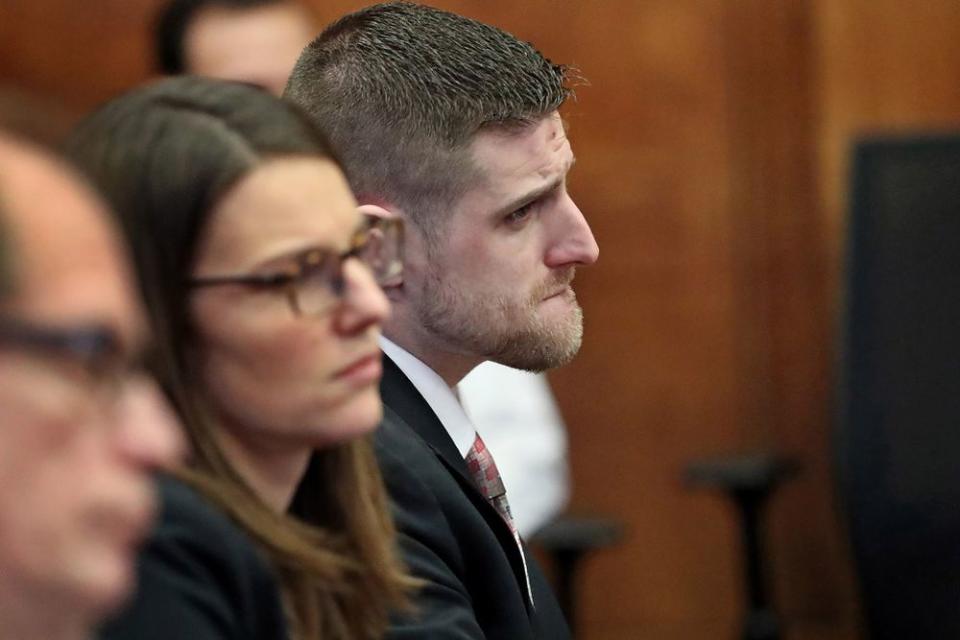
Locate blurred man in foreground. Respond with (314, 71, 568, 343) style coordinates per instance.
(0, 132, 183, 640)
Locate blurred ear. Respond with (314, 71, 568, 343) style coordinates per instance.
(357, 203, 394, 220)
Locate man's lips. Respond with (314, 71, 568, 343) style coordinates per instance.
(92, 490, 156, 554)
(121, 503, 154, 551)
(542, 284, 574, 302)
(540, 268, 576, 301)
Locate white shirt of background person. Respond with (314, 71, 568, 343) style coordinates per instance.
(458, 361, 570, 537)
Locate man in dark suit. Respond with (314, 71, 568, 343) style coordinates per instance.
(287, 4, 599, 638)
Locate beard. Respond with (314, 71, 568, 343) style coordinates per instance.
(415, 265, 584, 372)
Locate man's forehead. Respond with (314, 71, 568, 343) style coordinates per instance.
(187, 3, 314, 65)
(476, 111, 567, 149)
(0, 135, 143, 340)
(467, 113, 573, 195)
(0, 136, 109, 260)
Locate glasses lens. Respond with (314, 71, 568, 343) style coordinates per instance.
(292, 250, 339, 316)
(0, 318, 130, 418)
(286, 218, 404, 316)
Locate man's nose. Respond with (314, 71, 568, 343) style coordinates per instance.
(545, 193, 599, 268)
(114, 376, 185, 471)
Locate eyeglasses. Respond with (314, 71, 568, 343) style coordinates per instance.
(189, 216, 403, 316)
(0, 316, 135, 413)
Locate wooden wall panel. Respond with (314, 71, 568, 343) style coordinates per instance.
(552, 1, 744, 636)
(0, 1, 162, 114)
(815, 0, 960, 277)
(719, 3, 858, 638)
(8, 1, 960, 638)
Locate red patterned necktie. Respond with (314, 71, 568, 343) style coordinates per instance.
(465, 433, 517, 535)
(465, 432, 534, 604)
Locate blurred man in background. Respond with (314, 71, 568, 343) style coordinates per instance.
(154, 0, 316, 96)
(154, 0, 572, 537)
(0, 131, 183, 640)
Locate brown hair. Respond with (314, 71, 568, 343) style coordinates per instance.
(66, 76, 414, 639)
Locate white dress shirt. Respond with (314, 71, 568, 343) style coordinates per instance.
(379, 336, 475, 455)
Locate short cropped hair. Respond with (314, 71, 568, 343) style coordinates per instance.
(154, 0, 286, 74)
(284, 2, 573, 239)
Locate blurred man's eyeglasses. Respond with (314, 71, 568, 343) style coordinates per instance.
(0, 317, 135, 412)
(189, 215, 403, 316)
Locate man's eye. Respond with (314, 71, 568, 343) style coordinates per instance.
(258, 272, 297, 287)
(505, 202, 535, 226)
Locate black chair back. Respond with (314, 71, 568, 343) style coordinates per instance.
(839, 133, 960, 639)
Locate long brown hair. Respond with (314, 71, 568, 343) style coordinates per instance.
(66, 76, 413, 639)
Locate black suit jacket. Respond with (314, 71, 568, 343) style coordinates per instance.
(98, 476, 287, 640)
(376, 354, 570, 640)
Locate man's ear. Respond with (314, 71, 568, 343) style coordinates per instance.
(357, 203, 405, 300)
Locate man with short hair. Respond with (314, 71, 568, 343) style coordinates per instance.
(287, 4, 599, 637)
(0, 133, 183, 640)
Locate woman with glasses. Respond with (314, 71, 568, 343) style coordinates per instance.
(67, 77, 413, 640)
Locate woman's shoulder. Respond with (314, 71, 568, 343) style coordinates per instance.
(153, 475, 255, 554)
(97, 474, 288, 640)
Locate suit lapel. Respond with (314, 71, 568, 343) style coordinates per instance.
(380, 355, 474, 483)
(379, 353, 535, 611)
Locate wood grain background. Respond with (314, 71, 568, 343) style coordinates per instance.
(4, 1, 960, 638)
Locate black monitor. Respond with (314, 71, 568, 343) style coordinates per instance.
(839, 133, 960, 639)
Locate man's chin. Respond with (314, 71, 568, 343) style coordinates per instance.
(58, 549, 138, 625)
(98, 553, 139, 607)
(488, 317, 583, 372)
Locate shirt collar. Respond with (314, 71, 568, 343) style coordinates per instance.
(379, 336, 476, 457)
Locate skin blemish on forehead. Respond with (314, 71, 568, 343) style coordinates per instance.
(537, 116, 571, 179)
(549, 115, 572, 144)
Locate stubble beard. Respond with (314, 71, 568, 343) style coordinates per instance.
(416, 266, 584, 373)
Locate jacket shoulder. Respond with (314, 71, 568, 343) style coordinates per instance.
(97, 476, 287, 640)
